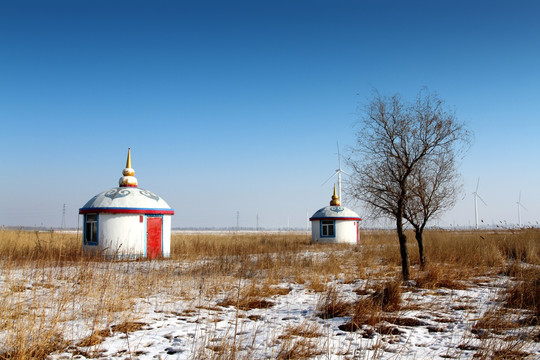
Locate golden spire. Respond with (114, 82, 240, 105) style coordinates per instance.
(330, 184, 341, 206)
(126, 147, 132, 169)
(119, 148, 138, 187)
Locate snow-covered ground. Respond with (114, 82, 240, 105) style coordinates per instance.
(1, 259, 538, 359)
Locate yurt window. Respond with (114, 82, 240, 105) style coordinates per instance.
(321, 220, 335, 237)
(84, 214, 98, 245)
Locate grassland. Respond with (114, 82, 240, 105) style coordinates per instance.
(0, 228, 538, 359)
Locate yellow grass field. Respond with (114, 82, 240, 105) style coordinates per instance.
(0, 228, 538, 359)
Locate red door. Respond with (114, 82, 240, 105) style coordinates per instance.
(147, 217, 162, 259)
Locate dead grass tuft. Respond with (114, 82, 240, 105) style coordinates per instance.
(316, 286, 351, 319)
(75, 321, 148, 348)
(415, 264, 468, 290)
(197, 338, 245, 360)
(76, 329, 111, 347)
(217, 283, 277, 311)
(505, 267, 540, 324)
(376, 324, 404, 335)
(276, 338, 324, 360)
(372, 279, 402, 311)
(382, 316, 427, 327)
(472, 341, 530, 359)
(111, 321, 147, 333)
(0, 332, 68, 360)
(339, 280, 402, 332)
(306, 274, 328, 293)
(471, 309, 521, 339)
(279, 322, 323, 340)
(339, 297, 381, 332)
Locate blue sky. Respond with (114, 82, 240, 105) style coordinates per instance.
(1, 0, 539, 229)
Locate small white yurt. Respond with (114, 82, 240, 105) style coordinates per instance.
(309, 185, 362, 244)
(79, 149, 174, 259)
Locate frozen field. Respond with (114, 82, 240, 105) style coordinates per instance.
(1, 259, 538, 359)
(1, 230, 539, 359)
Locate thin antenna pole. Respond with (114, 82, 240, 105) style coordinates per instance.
(337, 142, 342, 202)
(518, 200, 521, 228)
(62, 204, 66, 229)
(517, 191, 525, 228)
(256, 214, 259, 231)
(474, 194, 478, 230)
(236, 211, 239, 230)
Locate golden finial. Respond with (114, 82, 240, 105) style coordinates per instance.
(330, 184, 341, 206)
(119, 148, 137, 187)
(126, 147, 132, 169)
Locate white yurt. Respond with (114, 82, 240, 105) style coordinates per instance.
(79, 149, 174, 259)
(309, 185, 362, 244)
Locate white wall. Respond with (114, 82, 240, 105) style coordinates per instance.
(162, 215, 172, 258)
(311, 219, 360, 244)
(99, 214, 146, 257)
(83, 213, 173, 258)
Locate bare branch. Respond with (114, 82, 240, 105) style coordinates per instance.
(347, 88, 471, 276)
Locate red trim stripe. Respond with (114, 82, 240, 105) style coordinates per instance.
(309, 217, 362, 221)
(79, 207, 174, 215)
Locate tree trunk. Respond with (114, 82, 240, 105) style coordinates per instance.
(414, 227, 426, 269)
(396, 217, 410, 281)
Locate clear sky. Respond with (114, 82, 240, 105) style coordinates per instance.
(1, 0, 539, 229)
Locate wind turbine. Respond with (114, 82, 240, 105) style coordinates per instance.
(473, 178, 487, 229)
(322, 142, 349, 203)
(516, 191, 527, 228)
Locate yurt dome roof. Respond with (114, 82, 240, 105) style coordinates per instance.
(79, 187, 173, 214)
(310, 205, 361, 221)
(309, 185, 361, 221)
(79, 148, 174, 215)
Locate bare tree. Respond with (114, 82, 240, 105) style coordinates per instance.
(404, 152, 461, 269)
(348, 89, 470, 280)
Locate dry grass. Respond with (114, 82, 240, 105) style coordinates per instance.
(217, 280, 291, 310)
(276, 322, 326, 359)
(504, 264, 540, 324)
(76, 321, 147, 347)
(371, 279, 402, 311)
(0, 229, 82, 263)
(0, 331, 68, 360)
(414, 263, 469, 289)
(339, 298, 381, 333)
(316, 285, 352, 319)
(471, 308, 521, 339)
(279, 322, 324, 339)
(0, 228, 539, 358)
(276, 337, 324, 360)
(338, 279, 403, 333)
(171, 232, 310, 260)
